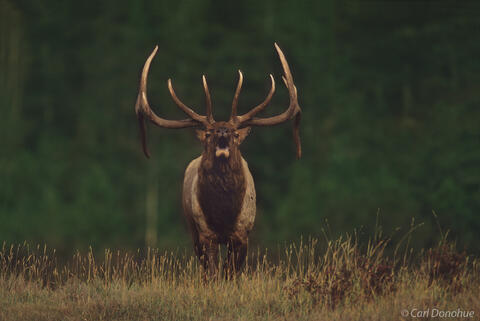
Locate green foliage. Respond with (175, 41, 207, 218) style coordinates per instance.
(1, 0, 479, 253)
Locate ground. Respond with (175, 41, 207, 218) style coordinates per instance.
(1, 237, 478, 321)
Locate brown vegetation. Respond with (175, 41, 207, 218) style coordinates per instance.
(1, 234, 478, 321)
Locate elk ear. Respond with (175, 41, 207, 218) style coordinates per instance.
(237, 127, 251, 144)
(196, 129, 206, 142)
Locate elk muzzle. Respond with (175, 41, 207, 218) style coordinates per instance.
(215, 128, 231, 159)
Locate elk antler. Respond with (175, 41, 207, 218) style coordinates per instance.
(230, 70, 243, 121)
(135, 46, 212, 158)
(231, 43, 302, 159)
(202, 75, 214, 123)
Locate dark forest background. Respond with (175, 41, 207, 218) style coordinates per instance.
(1, 0, 479, 257)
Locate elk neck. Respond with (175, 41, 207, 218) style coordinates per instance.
(197, 149, 246, 239)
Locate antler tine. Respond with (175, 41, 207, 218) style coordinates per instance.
(236, 74, 275, 124)
(239, 43, 302, 159)
(202, 75, 214, 123)
(167, 79, 209, 125)
(293, 110, 302, 159)
(230, 70, 243, 123)
(135, 46, 203, 158)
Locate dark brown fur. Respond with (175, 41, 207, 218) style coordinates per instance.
(187, 122, 252, 276)
(198, 149, 246, 242)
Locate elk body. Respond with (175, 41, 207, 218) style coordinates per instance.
(135, 44, 301, 275)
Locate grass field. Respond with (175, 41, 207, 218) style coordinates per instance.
(1, 233, 478, 321)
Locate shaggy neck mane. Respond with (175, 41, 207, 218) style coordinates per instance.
(198, 151, 246, 239)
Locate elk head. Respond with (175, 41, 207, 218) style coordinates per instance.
(135, 43, 302, 160)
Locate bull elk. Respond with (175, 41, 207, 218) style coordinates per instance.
(135, 43, 301, 276)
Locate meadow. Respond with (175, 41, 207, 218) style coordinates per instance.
(1, 231, 478, 321)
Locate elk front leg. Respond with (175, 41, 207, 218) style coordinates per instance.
(225, 238, 248, 277)
(196, 238, 219, 277)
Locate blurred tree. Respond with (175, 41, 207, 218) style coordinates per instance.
(0, 0, 479, 255)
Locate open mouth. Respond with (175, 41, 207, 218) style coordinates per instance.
(215, 137, 230, 158)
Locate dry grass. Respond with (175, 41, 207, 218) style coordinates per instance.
(0, 234, 479, 321)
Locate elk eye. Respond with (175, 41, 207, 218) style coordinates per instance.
(205, 132, 211, 138)
(234, 132, 239, 138)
